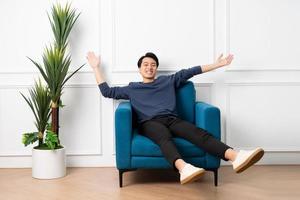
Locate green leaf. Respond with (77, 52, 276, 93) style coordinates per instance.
(62, 63, 85, 86)
(58, 99, 65, 108)
(27, 57, 49, 86)
(20, 79, 51, 133)
(46, 122, 52, 131)
(45, 130, 59, 149)
(22, 132, 39, 146)
(49, 3, 80, 51)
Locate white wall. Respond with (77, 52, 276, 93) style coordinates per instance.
(1, 0, 300, 168)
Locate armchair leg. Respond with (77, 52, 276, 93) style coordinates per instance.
(118, 169, 137, 187)
(206, 168, 218, 186)
(213, 168, 218, 186)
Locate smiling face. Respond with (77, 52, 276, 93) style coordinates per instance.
(139, 57, 158, 83)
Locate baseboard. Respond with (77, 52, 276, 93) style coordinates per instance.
(1, 152, 300, 168)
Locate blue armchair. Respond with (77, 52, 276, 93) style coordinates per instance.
(115, 81, 221, 187)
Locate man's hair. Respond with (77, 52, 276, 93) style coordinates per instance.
(137, 52, 159, 68)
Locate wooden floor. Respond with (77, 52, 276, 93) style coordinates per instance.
(0, 166, 299, 200)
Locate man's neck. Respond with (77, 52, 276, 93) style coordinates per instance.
(143, 78, 155, 83)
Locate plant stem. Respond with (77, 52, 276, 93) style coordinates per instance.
(38, 132, 43, 147)
(51, 101, 59, 136)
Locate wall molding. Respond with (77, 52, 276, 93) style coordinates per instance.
(111, 0, 216, 73)
(0, 83, 98, 88)
(225, 81, 300, 152)
(0, 70, 94, 75)
(225, 81, 300, 86)
(225, 66, 300, 72)
(225, 0, 300, 72)
(194, 82, 214, 103)
(0, 84, 103, 157)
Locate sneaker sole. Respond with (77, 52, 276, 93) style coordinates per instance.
(180, 169, 205, 185)
(235, 148, 264, 173)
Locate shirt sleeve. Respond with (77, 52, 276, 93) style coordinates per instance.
(98, 82, 130, 100)
(171, 66, 202, 88)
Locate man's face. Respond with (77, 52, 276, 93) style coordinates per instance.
(139, 57, 157, 79)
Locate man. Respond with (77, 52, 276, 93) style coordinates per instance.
(87, 51, 264, 184)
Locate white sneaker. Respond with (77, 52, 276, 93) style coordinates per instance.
(179, 164, 205, 184)
(232, 148, 264, 173)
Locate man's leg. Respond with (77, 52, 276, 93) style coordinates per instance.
(169, 118, 232, 161)
(138, 119, 205, 184)
(169, 117, 264, 173)
(138, 120, 183, 170)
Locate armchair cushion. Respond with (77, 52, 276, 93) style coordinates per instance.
(131, 131, 205, 157)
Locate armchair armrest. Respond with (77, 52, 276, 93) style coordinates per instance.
(195, 102, 221, 168)
(115, 102, 132, 169)
(195, 102, 220, 140)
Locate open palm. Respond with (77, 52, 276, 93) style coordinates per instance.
(86, 52, 101, 69)
(215, 54, 234, 67)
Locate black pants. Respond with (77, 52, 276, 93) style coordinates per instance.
(138, 115, 232, 170)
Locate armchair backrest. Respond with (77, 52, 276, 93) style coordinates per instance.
(131, 81, 196, 127)
(176, 81, 195, 123)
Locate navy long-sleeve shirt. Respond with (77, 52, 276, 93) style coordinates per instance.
(98, 66, 202, 123)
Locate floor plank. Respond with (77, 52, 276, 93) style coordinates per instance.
(0, 166, 299, 200)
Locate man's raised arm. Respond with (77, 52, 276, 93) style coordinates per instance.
(172, 54, 234, 88)
(86, 51, 105, 85)
(87, 51, 130, 100)
(201, 54, 234, 73)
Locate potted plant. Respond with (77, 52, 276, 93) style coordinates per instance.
(21, 80, 64, 179)
(21, 3, 84, 179)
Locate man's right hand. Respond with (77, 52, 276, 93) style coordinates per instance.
(86, 51, 105, 84)
(86, 51, 101, 69)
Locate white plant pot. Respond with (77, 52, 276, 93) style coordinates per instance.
(32, 147, 66, 179)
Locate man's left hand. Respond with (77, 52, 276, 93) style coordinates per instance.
(215, 54, 234, 68)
